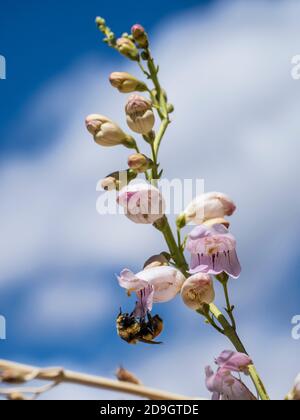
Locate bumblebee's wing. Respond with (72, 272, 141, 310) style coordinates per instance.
(138, 338, 163, 345)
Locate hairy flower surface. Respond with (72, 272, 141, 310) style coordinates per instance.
(117, 183, 165, 224)
(181, 273, 215, 310)
(187, 224, 241, 278)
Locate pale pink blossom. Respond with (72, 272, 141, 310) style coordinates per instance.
(215, 350, 253, 373)
(117, 183, 165, 224)
(187, 224, 241, 278)
(205, 350, 254, 400)
(132, 285, 155, 318)
(181, 192, 236, 226)
(205, 366, 256, 401)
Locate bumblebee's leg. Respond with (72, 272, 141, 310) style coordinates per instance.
(139, 338, 162, 345)
(146, 312, 155, 334)
(147, 311, 153, 322)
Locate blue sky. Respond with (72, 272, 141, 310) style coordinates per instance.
(0, 0, 300, 400)
(0, 0, 213, 155)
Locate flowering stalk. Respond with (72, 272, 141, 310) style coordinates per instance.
(138, 58, 270, 401)
(96, 18, 270, 401)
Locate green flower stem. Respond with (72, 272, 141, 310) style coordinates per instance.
(150, 141, 159, 183)
(209, 304, 270, 401)
(153, 118, 170, 156)
(221, 278, 236, 330)
(154, 216, 189, 275)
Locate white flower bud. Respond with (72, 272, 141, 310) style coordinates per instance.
(125, 95, 155, 135)
(181, 273, 215, 311)
(109, 72, 147, 93)
(85, 114, 135, 148)
(118, 266, 185, 303)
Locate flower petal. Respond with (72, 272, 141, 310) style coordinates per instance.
(136, 266, 186, 303)
(220, 370, 256, 401)
(187, 224, 241, 278)
(184, 192, 236, 225)
(117, 183, 165, 225)
(205, 366, 256, 401)
(215, 350, 252, 373)
(132, 285, 154, 318)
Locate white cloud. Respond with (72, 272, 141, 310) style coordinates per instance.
(20, 275, 112, 338)
(1, 0, 300, 399)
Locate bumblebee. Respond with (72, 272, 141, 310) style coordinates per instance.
(116, 310, 163, 345)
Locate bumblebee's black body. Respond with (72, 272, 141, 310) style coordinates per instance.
(116, 311, 163, 345)
(116, 312, 141, 344)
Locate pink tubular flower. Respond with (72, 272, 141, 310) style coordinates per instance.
(215, 350, 253, 373)
(117, 183, 165, 224)
(132, 285, 155, 318)
(205, 350, 254, 400)
(118, 266, 186, 316)
(205, 366, 256, 401)
(186, 224, 241, 279)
